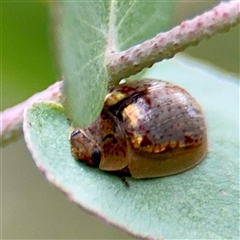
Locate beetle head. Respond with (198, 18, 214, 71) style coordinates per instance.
(70, 129, 101, 167)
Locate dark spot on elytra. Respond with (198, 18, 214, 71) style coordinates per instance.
(184, 135, 194, 144)
(140, 135, 152, 147)
(144, 96, 152, 105)
(120, 86, 138, 94)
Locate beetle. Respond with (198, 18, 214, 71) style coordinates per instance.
(70, 79, 208, 180)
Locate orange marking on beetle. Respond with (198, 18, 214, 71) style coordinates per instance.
(169, 140, 177, 149)
(122, 104, 141, 128)
(131, 132, 143, 149)
(105, 92, 127, 106)
(152, 145, 163, 153)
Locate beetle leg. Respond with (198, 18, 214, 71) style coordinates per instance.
(110, 166, 131, 188)
(118, 176, 130, 188)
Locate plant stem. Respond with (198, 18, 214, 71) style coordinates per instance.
(1, 1, 239, 146)
(106, 1, 240, 84)
(1, 81, 62, 147)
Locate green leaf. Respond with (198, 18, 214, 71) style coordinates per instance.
(59, 1, 175, 127)
(113, 1, 175, 51)
(23, 55, 239, 239)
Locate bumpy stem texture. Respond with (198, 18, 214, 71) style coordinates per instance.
(1, 81, 62, 146)
(106, 1, 240, 84)
(1, 1, 239, 146)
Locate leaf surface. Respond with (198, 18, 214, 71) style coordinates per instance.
(24, 55, 239, 239)
(59, 1, 175, 127)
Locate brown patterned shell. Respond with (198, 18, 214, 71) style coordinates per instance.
(70, 79, 208, 179)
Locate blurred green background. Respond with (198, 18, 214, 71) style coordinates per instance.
(1, 1, 239, 239)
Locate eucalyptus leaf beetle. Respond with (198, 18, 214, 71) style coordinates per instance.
(70, 79, 208, 179)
